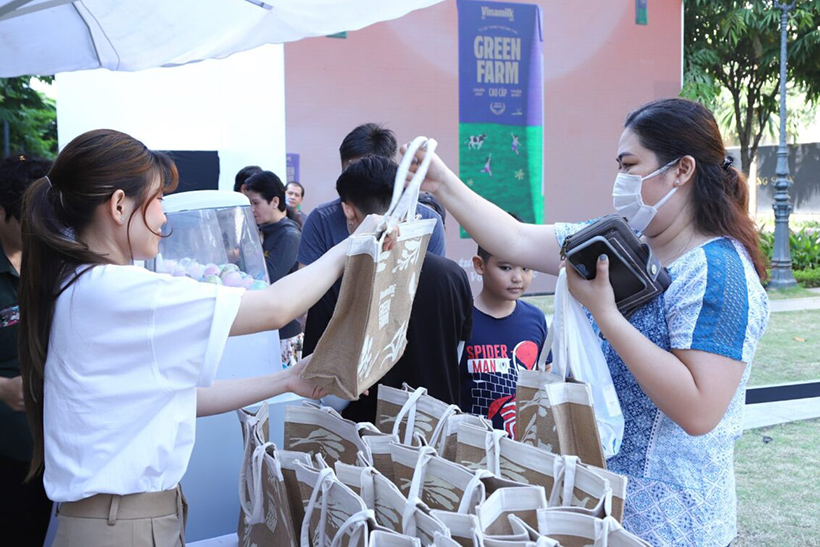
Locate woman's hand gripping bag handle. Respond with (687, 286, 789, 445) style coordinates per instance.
(552, 268, 624, 458)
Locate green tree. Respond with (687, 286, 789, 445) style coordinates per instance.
(682, 0, 820, 174)
(0, 76, 57, 160)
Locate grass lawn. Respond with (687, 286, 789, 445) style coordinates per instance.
(734, 419, 820, 546)
(748, 309, 820, 386)
(765, 285, 817, 300)
(524, 295, 820, 387)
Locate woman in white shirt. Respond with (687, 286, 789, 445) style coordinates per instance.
(17, 129, 387, 546)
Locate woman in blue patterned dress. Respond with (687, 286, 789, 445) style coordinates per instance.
(406, 98, 769, 546)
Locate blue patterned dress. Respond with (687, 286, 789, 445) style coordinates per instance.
(555, 224, 769, 546)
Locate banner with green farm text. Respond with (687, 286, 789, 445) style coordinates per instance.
(457, 0, 544, 238)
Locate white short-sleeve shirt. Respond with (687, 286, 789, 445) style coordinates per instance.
(43, 265, 244, 502)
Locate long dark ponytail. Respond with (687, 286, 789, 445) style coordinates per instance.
(624, 98, 766, 279)
(19, 129, 178, 480)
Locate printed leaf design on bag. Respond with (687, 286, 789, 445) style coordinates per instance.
(287, 428, 346, 461)
(324, 496, 351, 538)
(377, 248, 390, 274)
(499, 456, 530, 484)
(375, 499, 401, 531)
(412, 412, 435, 438)
(399, 474, 460, 511)
(393, 239, 423, 273)
(358, 335, 377, 381)
(264, 489, 279, 532)
(463, 454, 487, 472)
(572, 492, 594, 509)
(379, 321, 409, 368)
(518, 388, 554, 451)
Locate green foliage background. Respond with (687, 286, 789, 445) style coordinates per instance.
(0, 76, 57, 160)
(682, 0, 820, 172)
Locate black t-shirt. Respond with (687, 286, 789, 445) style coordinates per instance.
(0, 244, 29, 461)
(305, 252, 473, 424)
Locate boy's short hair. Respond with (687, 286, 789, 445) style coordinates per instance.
(234, 165, 262, 192)
(0, 154, 52, 221)
(476, 211, 523, 262)
(339, 123, 397, 165)
(336, 155, 397, 216)
(286, 180, 305, 198)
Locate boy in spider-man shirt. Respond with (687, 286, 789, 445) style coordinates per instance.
(459, 237, 549, 436)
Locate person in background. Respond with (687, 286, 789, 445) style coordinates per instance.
(407, 98, 769, 546)
(418, 191, 447, 229)
(297, 122, 447, 357)
(459, 216, 549, 436)
(286, 181, 307, 226)
(329, 156, 473, 423)
(233, 165, 262, 194)
(244, 170, 303, 367)
(0, 154, 53, 546)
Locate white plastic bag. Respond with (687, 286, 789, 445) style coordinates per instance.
(552, 268, 624, 458)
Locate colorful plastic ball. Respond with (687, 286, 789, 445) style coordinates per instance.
(172, 266, 187, 277)
(220, 263, 240, 274)
(249, 280, 268, 291)
(221, 271, 244, 287)
(242, 276, 255, 288)
(203, 274, 223, 285)
(185, 262, 205, 280)
(202, 264, 221, 277)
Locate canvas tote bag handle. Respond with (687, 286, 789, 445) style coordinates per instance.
(301, 467, 336, 547)
(382, 136, 439, 235)
(330, 509, 375, 547)
(392, 387, 427, 445)
(458, 469, 493, 514)
(429, 404, 461, 448)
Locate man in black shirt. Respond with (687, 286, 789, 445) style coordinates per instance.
(311, 156, 472, 423)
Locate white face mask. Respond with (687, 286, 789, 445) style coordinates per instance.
(612, 158, 680, 234)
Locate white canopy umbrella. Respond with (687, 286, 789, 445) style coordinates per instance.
(0, 0, 445, 77)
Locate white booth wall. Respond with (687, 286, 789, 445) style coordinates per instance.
(55, 44, 287, 188)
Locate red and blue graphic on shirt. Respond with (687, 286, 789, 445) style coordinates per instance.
(465, 339, 540, 437)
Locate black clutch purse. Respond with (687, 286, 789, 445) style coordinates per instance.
(560, 214, 671, 317)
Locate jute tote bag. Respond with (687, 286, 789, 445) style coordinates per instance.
(284, 402, 370, 467)
(535, 511, 651, 547)
(237, 403, 271, 541)
(295, 463, 372, 547)
(376, 385, 462, 447)
(454, 424, 625, 522)
(335, 462, 450, 545)
(237, 442, 300, 546)
(301, 138, 438, 400)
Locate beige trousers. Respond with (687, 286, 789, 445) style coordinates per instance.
(54, 485, 188, 547)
